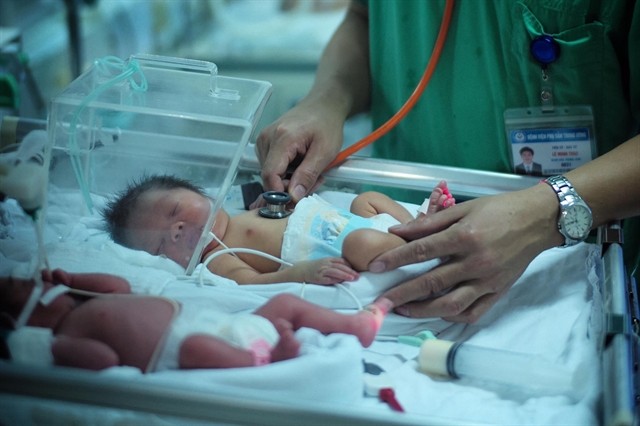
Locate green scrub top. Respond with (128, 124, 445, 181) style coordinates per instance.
(358, 0, 640, 277)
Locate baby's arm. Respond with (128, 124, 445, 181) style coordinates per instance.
(43, 269, 131, 294)
(209, 254, 358, 285)
(52, 335, 120, 370)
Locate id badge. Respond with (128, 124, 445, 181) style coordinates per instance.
(504, 105, 596, 177)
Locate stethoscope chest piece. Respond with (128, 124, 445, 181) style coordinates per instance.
(259, 191, 292, 219)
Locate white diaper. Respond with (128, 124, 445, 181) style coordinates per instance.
(151, 304, 279, 372)
(281, 194, 399, 263)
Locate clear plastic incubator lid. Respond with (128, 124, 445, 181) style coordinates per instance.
(46, 54, 272, 274)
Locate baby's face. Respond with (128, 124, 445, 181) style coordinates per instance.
(126, 188, 214, 267)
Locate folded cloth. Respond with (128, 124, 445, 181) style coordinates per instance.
(6, 326, 54, 367)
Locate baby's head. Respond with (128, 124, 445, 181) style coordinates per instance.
(102, 174, 215, 268)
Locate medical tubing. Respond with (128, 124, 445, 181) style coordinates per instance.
(15, 208, 50, 329)
(33, 209, 50, 271)
(67, 56, 148, 212)
(324, 0, 455, 171)
(15, 274, 44, 329)
(198, 245, 363, 310)
(199, 247, 294, 286)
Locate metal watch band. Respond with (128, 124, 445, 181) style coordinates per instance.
(545, 175, 582, 208)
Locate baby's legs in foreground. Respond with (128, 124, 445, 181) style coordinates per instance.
(178, 319, 299, 369)
(178, 293, 390, 369)
(255, 293, 390, 348)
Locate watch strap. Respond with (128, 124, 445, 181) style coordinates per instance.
(544, 175, 582, 209)
(544, 175, 592, 246)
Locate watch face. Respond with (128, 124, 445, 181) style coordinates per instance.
(562, 205, 593, 239)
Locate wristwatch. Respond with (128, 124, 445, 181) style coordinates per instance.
(544, 175, 593, 247)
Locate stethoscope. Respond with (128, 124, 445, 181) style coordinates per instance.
(324, 0, 455, 171)
(259, 191, 292, 219)
(259, 1, 561, 219)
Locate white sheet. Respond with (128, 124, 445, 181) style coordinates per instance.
(0, 188, 604, 425)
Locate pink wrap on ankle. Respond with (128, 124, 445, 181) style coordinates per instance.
(249, 339, 272, 366)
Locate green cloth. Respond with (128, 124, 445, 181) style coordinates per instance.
(358, 0, 640, 278)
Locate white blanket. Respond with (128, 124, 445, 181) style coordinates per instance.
(0, 188, 603, 425)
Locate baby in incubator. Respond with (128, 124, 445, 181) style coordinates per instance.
(0, 269, 390, 371)
(102, 175, 454, 285)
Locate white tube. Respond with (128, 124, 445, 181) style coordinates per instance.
(419, 339, 583, 399)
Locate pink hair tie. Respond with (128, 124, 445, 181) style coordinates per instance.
(249, 339, 272, 366)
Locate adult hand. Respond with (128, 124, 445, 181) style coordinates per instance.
(255, 99, 346, 204)
(370, 185, 561, 323)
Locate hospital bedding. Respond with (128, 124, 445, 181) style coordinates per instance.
(0, 187, 605, 425)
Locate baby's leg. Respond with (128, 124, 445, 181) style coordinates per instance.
(255, 293, 387, 347)
(179, 334, 254, 368)
(179, 322, 301, 368)
(342, 228, 406, 271)
(269, 318, 301, 362)
(350, 191, 415, 223)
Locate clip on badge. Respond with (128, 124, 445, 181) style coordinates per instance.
(530, 35, 560, 111)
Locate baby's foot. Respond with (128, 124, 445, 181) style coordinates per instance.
(418, 180, 455, 215)
(270, 318, 301, 362)
(353, 297, 394, 347)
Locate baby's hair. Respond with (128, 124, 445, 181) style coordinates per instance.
(102, 174, 207, 245)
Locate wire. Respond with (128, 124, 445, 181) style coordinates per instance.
(199, 245, 364, 311)
(199, 247, 294, 287)
(324, 0, 455, 171)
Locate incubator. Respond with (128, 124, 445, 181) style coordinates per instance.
(46, 54, 272, 274)
(1, 51, 637, 426)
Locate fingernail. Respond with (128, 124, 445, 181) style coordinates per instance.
(292, 184, 307, 201)
(369, 261, 386, 273)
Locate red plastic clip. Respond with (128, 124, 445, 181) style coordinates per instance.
(379, 388, 405, 412)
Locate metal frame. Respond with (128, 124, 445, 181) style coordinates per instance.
(239, 152, 542, 199)
(602, 242, 639, 426)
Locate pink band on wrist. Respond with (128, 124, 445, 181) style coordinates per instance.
(249, 339, 272, 366)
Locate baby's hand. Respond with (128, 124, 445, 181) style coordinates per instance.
(297, 257, 360, 285)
